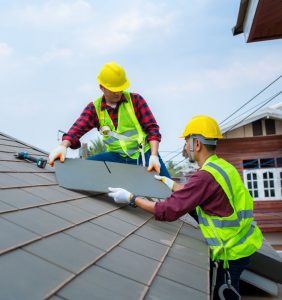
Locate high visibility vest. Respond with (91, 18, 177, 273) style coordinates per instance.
(197, 154, 263, 268)
(93, 91, 150, 159)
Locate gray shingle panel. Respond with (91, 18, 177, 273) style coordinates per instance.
(23, 186, 76, 202)
(24, 232, 104, 273)
(41, 202, 94, 223)
(0, 249, 71, 300)
(0, 152, 16, 160)
(0, 217, 39, 253)
(96, 246, 160, 285)
(168, 243, 210, 270)
(0, 161, 41, 172)
(65, 221, 123, 251)
(58, 265, 146, 300)
(0, 200, 16, 212)
(110, 206, 152, 226)
(120, 233, 169, 261)
(0, 188, 48, 208)
(68, 198, 116, 215)
(158, 256, 209, 294)
(146, 275, 209, 300)
(55, 158, 171, 198)
(90, 214, 138, 236)
(175, 231, 209, 253)
(8, 172, 53, 185)
(0, 173, 27, 187)
(2, 207, 72, 235)
(134, 222, 176, 246)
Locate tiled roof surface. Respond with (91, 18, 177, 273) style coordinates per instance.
(0, 132, 210, 300)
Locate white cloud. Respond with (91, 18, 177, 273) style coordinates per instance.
(29, 47, 73, 65)
(13, 0, 92, 26)
(157, 54, 282, 95)
(0, 42, 12, 57)
(81, 6, 176, 54)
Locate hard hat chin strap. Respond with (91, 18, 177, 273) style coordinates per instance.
(189, 135, 196, 163)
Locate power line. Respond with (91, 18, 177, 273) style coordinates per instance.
(224, 91, 282, 134)
(220, 74, 281, 126)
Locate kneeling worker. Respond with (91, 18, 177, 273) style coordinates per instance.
(108, 115, 263, 300)
(49, 61, 170, 177)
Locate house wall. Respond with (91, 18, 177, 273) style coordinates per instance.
(224, 118, 282, 138)
(217, 135, 282, 233)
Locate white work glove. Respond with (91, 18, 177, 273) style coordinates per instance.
(108, 187, 133, 204)
(147, 155, 161, 174)
(48, 145, 67, 167)
(154, 175, 175, 191)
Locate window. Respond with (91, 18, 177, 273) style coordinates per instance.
(243, 168, 282, 200)
(246, 173, 259, 198)
(263, 171, 275, 197)
(252, 120, 262, 136)
(265, 119, 276, 135)
(277, 157, 282, 167)
(260, 158, 275, 168)
(243, 159, 259, 169)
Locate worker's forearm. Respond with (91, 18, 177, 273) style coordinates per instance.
(149, 140, 159, 156)
(135, 197, 156, 214)
(61, 140, 71, 148)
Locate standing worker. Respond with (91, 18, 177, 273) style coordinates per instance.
(49, 61, 170, 177)
(108, 115, 263, 299)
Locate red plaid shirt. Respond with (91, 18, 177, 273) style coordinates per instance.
(63, 92, 161, 149)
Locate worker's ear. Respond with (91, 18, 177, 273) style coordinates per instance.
(99, 84, 105, 92)
(194, 139, 202, 151)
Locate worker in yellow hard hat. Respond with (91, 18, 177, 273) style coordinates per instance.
(49, 61, 170, 177)
(107, 115, 263, 300)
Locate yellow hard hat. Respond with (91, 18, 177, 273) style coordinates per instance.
(97, 61, 130, 92)
(180, 115, 223, 139)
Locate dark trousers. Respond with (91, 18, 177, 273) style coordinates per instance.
(211, 256, 251, 300)
(87, 149, 171, 178)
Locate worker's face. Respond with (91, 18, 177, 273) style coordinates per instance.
(100, 85, 123, 104)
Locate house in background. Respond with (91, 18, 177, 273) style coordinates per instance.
(232, 0, 282, 42)
(217, 103, 282, 249)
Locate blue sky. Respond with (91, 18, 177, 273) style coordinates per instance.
(1, 0, 281, 161)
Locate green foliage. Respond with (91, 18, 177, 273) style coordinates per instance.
(166, 160, 183, 178)
(88, 137, 106, 156)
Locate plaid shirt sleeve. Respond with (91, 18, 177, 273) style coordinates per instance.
(130, 93, 161, 142)
(62, 102, 99, 149)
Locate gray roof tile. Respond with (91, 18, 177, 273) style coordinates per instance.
(0, 249, 71, 300)
(158, 256, 209, 294)
(120, 233, 169, 261)
(65, 221, 123, 251)
(0, 217, 39, 253)
(146, 275, 208, 300)
(2, 207, 72, 235)
(96, 246, 160, 285)
(90, 213, 138, 236)
(24, 232, 104, 273)
(0, 188, 48, 208)
(57, 265, 146, 300)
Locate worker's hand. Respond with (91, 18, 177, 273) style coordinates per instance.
(108, 187, 133, 204)
(154, 175, 175, 190)
(48, 145, 67, 167)
(147, 155, 161, 174)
